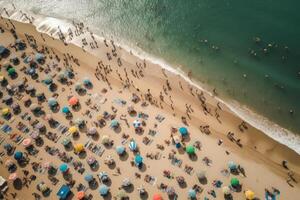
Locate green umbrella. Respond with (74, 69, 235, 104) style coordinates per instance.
(230, 177, 239, 187)
(8, 68, 16, 76)
(186, 145, 195, 155)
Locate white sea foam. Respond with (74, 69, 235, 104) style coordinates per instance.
(1, 7, 300, 155)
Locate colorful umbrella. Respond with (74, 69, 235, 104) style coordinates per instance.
(99, 184, 109, 196)
(116, 146, 125, 155)
(110, 120, 119, 128)
(101, 135, 110, 144)
(8, 173, 18, 181)
(98, 172, 109, 182)
(87, 156, 96, 165)
(74, 144, 84, 153)
(133, 119, 141, 128)
(2, 108, 10, 116)
(228, 161, 237, 170)
(8, 68, 16, 76)
(87, 127, 97, 135)
(62, 138, 71, 146)
(77, 191, 85, 200)
(84, 174, 93, 182)
(129, 140, 137, 151)
(153, 194, 163, 200)
(83, 77, 92, 86)
(186, 145, 195, 155)
(245, 190, 255, 200)
(61, 106, 70, 114)
(68, 126, 77, 134)
(14, 151, 23, 160)
(135, 154, 143, 164)
(48, 98, 57, 107)
(231, 177, 239, 187)
(59, 163, 69, 173)
(188, 189, 196, 198)
(22, 138, 32, 147)
(69, 96, 79, 106)
(179, 127, 188, 136)
(5, 159, 14, 168)
(43, 76, 53, 85)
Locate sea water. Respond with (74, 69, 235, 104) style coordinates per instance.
(0, 0, 299, 153)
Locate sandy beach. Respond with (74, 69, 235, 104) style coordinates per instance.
(0, 9, 299, 200)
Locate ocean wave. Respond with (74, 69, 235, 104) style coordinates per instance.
(1, 7, 300, 155)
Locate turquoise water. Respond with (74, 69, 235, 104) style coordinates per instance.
(1, 0, 300, 134)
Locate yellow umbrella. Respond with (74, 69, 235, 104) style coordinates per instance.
(0, 75, 4, 81)
(2, 108, 10, 116)
(69, 126, 78, 134)
(74, 144, 84, 153)
(101, 135, 110, 144)
(245, 190, 255, 200)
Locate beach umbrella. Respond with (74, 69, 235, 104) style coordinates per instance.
(188, 189, 196, 198)
(74, 144, 84, 153)
(0, 75, 5, 82)
(84, 173, 93, 182)
(11, 103, 20, 110)
(39, 183, 48, 192)
(22, 138, 32, 147)
(110, 119, 119, 128)
(3, 95, 12, 102)
(186, 145, 195, 155)
(77, 191, 85, 200)
(98, 172, 109, 182)
(62, 138, 71, 146)
(35, 53, 45, 63)
(153, 194, 163, 200)
(5, 159, 14, 168)
(173, 135, 181, 144)
(59, 163, 69, 173)
(35, 122, 45, 130)
(197, 171, 206, 180)
(83, 77, 92, 86)
(57, 72, 67, 81)
(27, 67, 36, 75)
(245, 190, 255, 200)
(14, 151, 23, 160)
(117, 190, 127, 199)
(116, 146, 125, 155)
(36, 93, 45, 101)
(62, 106, 70, 114)
(228, 161, 237, 170)
(69, 96, 79, 106)
(75, 82, 84, 91)
(87, 156, 96, 165)
(179, 127, 188, 136)
(135, 154, 143, 165)
(230, 177, 239, 187)
(75, 118, 84, 126)
(133, 119, 142, 128)
(8, 173, 18, 181)
(101, 135, 110, 144)
(8, 68, 16, 76)
(48, 97, 57, 107)
(99, 184, 109, 196)
(122, 178, 131, 187)
(128, 140, 137, 151)
(30, 103, 40, 111)
(68, 126, 78, 134)
(43, 76, 53, 85)
(2, 108, 10, 116)
(87, 127, 97, 135)
(166, 187, 176, 196)
(30, 131, 39, 139)
(222, 186, 231, 195)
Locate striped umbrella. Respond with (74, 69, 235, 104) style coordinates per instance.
(128, 140, 137, 151)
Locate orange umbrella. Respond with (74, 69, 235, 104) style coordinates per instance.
(69, 96, 79, 106)
(153, 194, 163, 200)
(77, 191, 85, 200)
(8, 173, 17, 181)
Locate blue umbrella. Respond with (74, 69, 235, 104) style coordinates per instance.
(228, 161, 237, 170)
(43, 76, 53, 85)
(179, 127, 188, 136)
(83, 77, 92, 86)
(62, 106, 70, 114)
(48, 98, 57, 107)
(128, 140, 137, 151)
(84, 174, 93, 182)
(14, 151, 23, 160)
(27, 68, 36, 75)
(134, 155, 143, 164)
(59, 163, 69, 173)
(35, 53, 45, 63)
(188, 189, 196, 198)
(99, 184, 109, 196)
(116, 146, 125, 155)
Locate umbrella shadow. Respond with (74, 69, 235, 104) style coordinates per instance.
(107, 162, 116, 170)
(138, 164, 147, 173)
(78, 151, 87, 159)
(224, 194, 233, 200)
(198, 177, 208, 185)
(179, 182, 187, 189)
(140, 191, 149, 200)
(103, 192, 112, 200)
(89, 180, 99, 190)
(189, 154, 198, 162)
(119, 152, 129, 161)
(123, 184, 134, 193)
(91, 163, 99, 172)
(13, 178, 23, 190)
(113, 126, 122, 134)
(102, 178, 112, 187)
(63, 173, 73, 181)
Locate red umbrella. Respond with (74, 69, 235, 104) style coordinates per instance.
(69, 96, 79, 106)
(22, 138, 32, 147)
(153, 194, 163, 200)
(8, 173, 18, 181)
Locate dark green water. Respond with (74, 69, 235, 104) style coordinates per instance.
(2, 0, 300, 136)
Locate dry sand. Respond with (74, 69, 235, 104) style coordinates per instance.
(0, 13, 299, 200)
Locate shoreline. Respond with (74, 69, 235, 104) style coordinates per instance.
(1, 7, 299, 155)
(0, 7, 299, 200)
